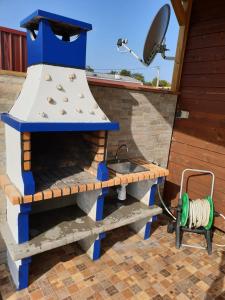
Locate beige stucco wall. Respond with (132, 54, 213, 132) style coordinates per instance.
(0, 74, 177, 262)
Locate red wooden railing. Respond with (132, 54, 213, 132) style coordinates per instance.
(0, 26, 27, 72)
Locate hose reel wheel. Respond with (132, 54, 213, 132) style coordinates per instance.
(180, 193, 214, 229)
(205, 195, 214, 230)
(180, 193, 189, 227)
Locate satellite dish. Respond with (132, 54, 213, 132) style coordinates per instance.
(143, 4, 171, 65)
(117, 4, 174, 66)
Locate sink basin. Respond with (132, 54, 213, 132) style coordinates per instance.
(107, 160, 148, 174)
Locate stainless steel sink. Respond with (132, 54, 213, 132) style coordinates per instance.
(107, 160, 148, 174)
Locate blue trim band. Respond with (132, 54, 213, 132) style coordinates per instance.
(20, 203, 32, 214)
(96, 195, 104, 221)
(144, 179, 163, 240)
(18, 257, 31, 290)
(101, 187, 109, 197)
(152, 215, 158, 222)
(0, 113, 119, 132)
(144, 222, 151, 240)
(21, 9, 92, 31)
(18, 204, 31, 244)
(93, 239, 101, 261)
(92, 233, 106, 260)
(99, 232, 106, 239)
(158, 177, 164, 184)
(17, 211, 29, 243)
(22, 171, 35, 195)
(149, 183, 157, 206)
(97, 162, 109, 181)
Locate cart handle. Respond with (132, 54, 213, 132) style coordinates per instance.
(179, 168, 215, 199)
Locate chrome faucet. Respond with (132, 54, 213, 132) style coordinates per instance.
(115, 144, 128, 162)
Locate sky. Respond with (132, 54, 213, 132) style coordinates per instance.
(0, 0, 179, 82)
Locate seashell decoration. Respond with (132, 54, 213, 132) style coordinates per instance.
(69, 73, 76, 81)
(45, 74, 52, 81)
(56, 84, 63, 91)
(78, 93, 84, 98)
(39, 112, 48, 118)
(47, 96, 54, 104)
(76, 108, 83, 113)
(60, 109, 66, 115)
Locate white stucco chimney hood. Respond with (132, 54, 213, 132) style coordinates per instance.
(0, 10, 119, 132)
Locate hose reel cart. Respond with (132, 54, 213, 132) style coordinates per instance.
(168, 169, 215, 255)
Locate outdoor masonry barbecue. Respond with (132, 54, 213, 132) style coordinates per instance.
(0, 10, 168, 290)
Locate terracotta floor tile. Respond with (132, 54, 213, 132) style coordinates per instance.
(67, 283, 79, 294)
(91, 283, 104, 293)
(144, 287, 158, 297)
(135, 291, 151, 300)
(30, 289, 44, 300)
(121, 288, 133, 298)
(176, 293, 190, 300)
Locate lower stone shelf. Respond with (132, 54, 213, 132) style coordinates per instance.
(0, 197, 162, 261)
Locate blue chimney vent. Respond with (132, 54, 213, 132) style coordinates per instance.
(20, 10, 92, 69)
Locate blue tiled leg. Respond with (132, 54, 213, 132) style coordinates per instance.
(6, 200, 32, 290)
(77, 188, 108, 260)
(77, 162, 108, 260)
(79, 232, 106, 261)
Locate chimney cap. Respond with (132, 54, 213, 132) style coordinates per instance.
(20, 9, 92, 37)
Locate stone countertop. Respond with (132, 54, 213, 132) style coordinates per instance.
(0, 157, 169, 205)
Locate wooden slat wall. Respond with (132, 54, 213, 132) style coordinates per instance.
(165, 0, 225, 231)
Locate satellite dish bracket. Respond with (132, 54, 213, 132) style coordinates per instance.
(158, 42, 175, 61)
(117, 39, 147, 66)
(117, 39, 174, 65)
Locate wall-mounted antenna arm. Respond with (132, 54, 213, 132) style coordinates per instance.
(117, 38, 148, 66)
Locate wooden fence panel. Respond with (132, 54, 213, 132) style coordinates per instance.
(0, 26, 26, 72)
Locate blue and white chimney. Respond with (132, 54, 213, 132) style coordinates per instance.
(2, 10, 119, 130)
(22, 10, 91, 69)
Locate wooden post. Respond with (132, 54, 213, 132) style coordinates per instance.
(170, 0, 186, 25)
(171, 0, 193, 92)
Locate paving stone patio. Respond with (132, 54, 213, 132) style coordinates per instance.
(0, 216, 225, 300)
